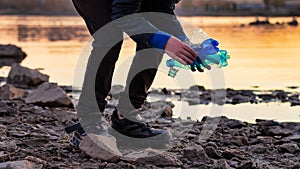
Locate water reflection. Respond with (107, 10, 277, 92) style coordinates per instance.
(17, 25, 89, 42)
(0, 16, 299, 89)
(172, 101, 300, 123)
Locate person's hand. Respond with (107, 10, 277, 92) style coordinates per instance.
(165, 36, 197, 65)
(190, 38, 220, 72)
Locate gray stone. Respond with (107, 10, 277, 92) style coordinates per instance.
(290, 100, 300, 106)
(0, 84, 25, 100)
(205, 146, 221, 159)
(257, 94, 275, 101)
(7, 64, 49, 89)
(0, 151, 9, 161)
(50, 108, 77, 123)
(222, 135, 249, 146)
(258, 120, 292, 137)
(25, 156, 46, 165)
(79, 134, 122, 162)
(231, 94, 251, 104)
(122, 148, 182, 167)
(250, 136, 274, 145)
(105, 162, 136, 169)
(249, 145, 269, 154)
(214, 159, 232, 169)
(222, 149, 246, 160)
(189, 85, 205, 91)
(19, 105, 44, 114)
(109, 85, 124, 99)
(223, 119, 247, 129)
(0, 160, 34, 169)
(237, 161, 256, 169)
(277, 143, 299, 154)
(24, 82, 73, 107)
(272, 90, 287, 101)
(292, 164, 300, 169)
(0, 44, 26, 67)
(0, 125, 7, 136)
(183, 144, 211, 163)
(288, 94, 299, 101)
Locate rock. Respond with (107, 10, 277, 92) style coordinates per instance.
(0, 102, 8, 114)
(109, 85, 124, 99)
(189, 85, 205, 91)
(281, 122, 300, 133)
(292, 164, 300, 169)
(50, 108, 77, 123)
(0, 44, 27, 67)
(24, 82, 73, 107)
(231, 94, 251, 104)
(257, 94, 275, 102)
(0, 125, 7, 136)
(205, 146, 221, 159)
(272, 90, 287, 101)
(222, 136, 249, 146)
(257, 120, 292, 137)
(10, 131, 30, 138)
(161, 104, 173, 118)
(290, 100, 300, 106)
(282, 135, 300, 142)
(19, 105, 44, 114)
(122, 148, 182, 167)
(240, 90, 255, 98)
(0, 76, 6, 82)
(256, 119, 280, 126)
(2, 140, 18, 152)
(237, 161, 256, 169)
(259, 125, 292, 137)
(277, 143, 299, 154)
(223, 119, 247, 129)
(25, 156, 46, 165)
(105, 161, 136, 169)
(183, 144, 211, 163)
(226, 88, 239, 97)
(58, 85, 73, 93)
(200, 91, 212, 101)
(214, 159, 232, 169)
(162, 88, 171, 95)
(0, 151, 9, 161)
(0, 84, 25, 100)
(0, 160, 34, 169)
(288, 94, 299, 101)
(79, 134, 122, 162)
(249, 145, 269, 154)
(23, 138, 48, 147)
(7, 63, 49, 89)
(222, 149, 246, 160)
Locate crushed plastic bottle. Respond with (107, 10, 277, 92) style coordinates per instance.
(166, 29, 231, 78)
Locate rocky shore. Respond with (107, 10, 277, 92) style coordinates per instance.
(0, 46, 299, 168)
(0, 92, 299, 168)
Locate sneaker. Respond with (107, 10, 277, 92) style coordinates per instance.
(65, 122, 87, 148)
(110, 109, 172, 148)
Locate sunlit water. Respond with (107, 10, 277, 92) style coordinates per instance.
(0, 15, 299, 122)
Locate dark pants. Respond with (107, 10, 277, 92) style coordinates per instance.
(72, 0, 184, 115)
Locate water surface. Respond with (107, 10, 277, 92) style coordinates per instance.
(1, 15, 299, 122)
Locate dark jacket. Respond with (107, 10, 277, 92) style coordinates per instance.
(111, 0, 182, 48)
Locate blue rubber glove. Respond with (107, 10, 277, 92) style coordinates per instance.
(189, 38, 220, 72)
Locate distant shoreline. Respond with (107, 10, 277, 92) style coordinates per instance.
(0, 9, 299, 17)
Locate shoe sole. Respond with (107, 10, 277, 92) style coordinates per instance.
(108, 127, 171, 150)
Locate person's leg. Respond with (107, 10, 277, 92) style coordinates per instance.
(71, 0, 123, 134)
(72, 0, 123, 113)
